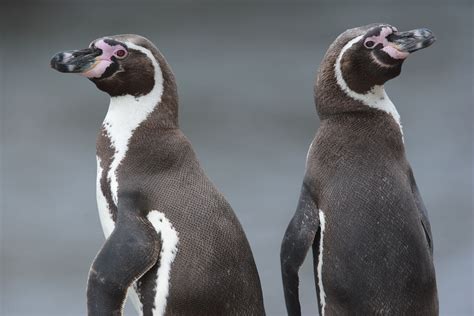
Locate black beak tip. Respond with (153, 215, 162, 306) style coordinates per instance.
(50, 57, 58, 70)
(428, 34, 437, 45)
(50, 52, 65, 72)
(50, 52, 77, 73)
(419, 28, 436, 47)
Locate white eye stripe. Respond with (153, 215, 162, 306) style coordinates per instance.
(333, 35, 403, 140)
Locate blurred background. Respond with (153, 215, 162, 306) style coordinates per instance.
(1, 0, 472, 315)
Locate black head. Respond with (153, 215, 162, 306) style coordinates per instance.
(315, 24, 436, 116)
(338, 24, 436, 93)
(50, 34, 161, 97)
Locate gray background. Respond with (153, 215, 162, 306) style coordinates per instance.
(1, 0, 472, 315)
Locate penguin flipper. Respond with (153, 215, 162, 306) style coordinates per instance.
(87, 195, 161, 315)
(280, 183, 319, 316)
(408, 167, 434, 254)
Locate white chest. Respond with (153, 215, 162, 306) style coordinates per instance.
(95, 89, 160, 235)
(104, 93, 161, 202)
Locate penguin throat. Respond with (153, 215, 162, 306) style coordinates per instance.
(334, 35, 403, 138)
(102, 42, 164, 204)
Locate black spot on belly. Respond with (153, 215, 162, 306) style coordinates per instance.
(97, 127, 118, 221)
(100, 174, 117, 221)
(136, 259, 161, 315)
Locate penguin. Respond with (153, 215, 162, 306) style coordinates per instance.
(280, 24, 438, 315)
(50, 34, 265, 316)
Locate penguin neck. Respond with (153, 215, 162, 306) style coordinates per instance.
(105, 74, 178, 133)
(334, 58, 402, 135)
(316, 35, 403, 141)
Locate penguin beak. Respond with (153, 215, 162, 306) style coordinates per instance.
(50, 47, 102, 74)
(387, 28, 436, 54)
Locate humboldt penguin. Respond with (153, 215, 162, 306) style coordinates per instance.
(51, 34, 265, 316)
(280, 24, 438, 315)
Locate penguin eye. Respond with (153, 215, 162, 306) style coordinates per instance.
(115, 49, 127, 59)
(364, 40, 375, 49)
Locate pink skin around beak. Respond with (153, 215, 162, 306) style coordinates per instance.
(81, 39, 127, 78)
(364, 27, 410, 60)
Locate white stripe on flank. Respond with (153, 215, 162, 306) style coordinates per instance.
(147, 211, 179, 316)
(305, 140, 314, 167)
(317, 209, 327, 316)
(103, 41, 164, 205)
(334, 35, 403, 138)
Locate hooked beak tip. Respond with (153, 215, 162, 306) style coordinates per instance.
(50, 52, 69, 72)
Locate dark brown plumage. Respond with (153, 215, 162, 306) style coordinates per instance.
(52, 34, 265, 316)
(281, 24, 438, 316)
